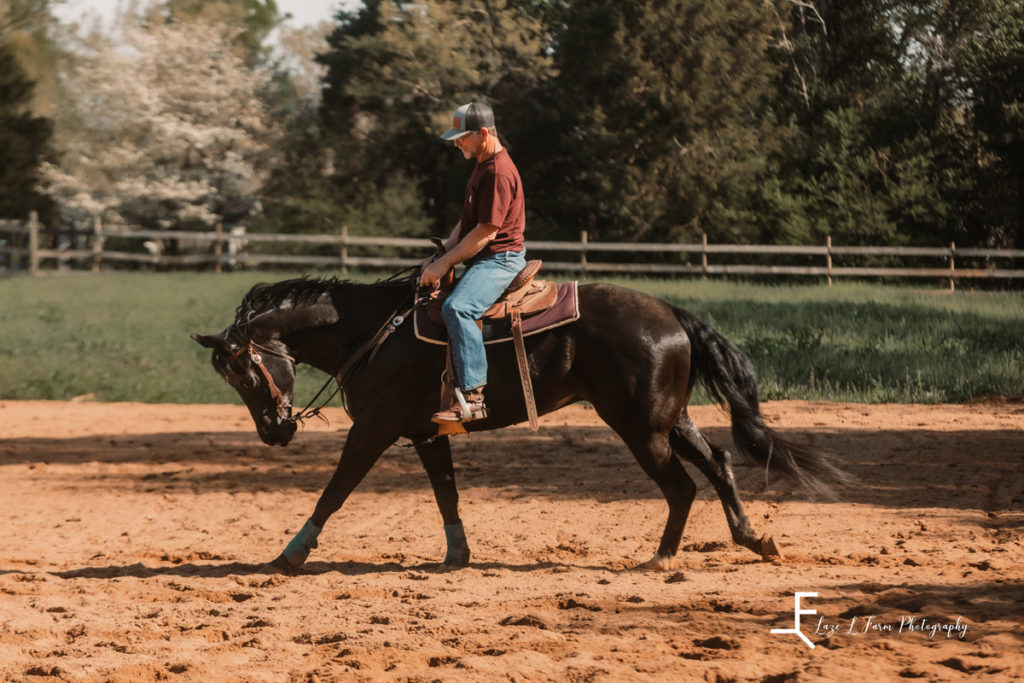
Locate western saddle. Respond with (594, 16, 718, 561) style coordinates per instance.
(424, 240, 556, 433)
(425, 257, 557, 327)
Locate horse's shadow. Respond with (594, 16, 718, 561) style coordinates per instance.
(4, 558, 615, 581)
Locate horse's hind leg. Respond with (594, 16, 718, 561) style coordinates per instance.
(414, 436, 470, 566)
(617, 431, 699, 570)
(671, 416, 778, 558)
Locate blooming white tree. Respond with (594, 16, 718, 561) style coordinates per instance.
(43, 13, 280, 229)
(276, 21, 331, 104)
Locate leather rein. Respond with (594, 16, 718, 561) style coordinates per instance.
(227, 287, 426, 425)
(226, 340, 296, 419)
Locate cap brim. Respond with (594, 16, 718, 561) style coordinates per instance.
(440, 128, 473, 141)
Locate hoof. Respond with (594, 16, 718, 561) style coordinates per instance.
(269, 553, 297, 574)
(443, 548, 470, 567)
(760, 534, 783, 559)
(637, 553, 679, 571)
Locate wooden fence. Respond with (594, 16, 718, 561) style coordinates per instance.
(3, 212, 1023, 290)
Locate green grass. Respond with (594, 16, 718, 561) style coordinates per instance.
(594, 277, 1024, 403)
(2, 272, 1022, 404)
(0, 271, 349, 404)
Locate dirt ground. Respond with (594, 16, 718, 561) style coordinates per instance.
(0, 399, 1022, 682)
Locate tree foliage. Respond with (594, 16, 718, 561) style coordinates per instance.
(310, 0, 554, 236)
(308, 0, 1024, 249)
(941, 0, 1024, 248)
(35, 0, 1024, 251)
(758, 0, 1024, 248)
(164, 0, 284, 62)
(1, 0, 62, 113)
(44, 13, 280, 229)
(0, 38, 53, 220)
(520, 0, 781, 243)
(0, 0, 59, 220)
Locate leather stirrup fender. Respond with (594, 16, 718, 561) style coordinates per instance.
(511, 309, 539, 432)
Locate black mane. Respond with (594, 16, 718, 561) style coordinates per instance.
(234, 276, 344, 325)
(233, 274, 418, 328)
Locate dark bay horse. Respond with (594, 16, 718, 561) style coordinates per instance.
(193, 276, 844, 572)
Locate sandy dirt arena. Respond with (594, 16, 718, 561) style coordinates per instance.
(0, 399, 1022, 682)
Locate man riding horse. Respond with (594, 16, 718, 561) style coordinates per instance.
(419, 102, 527, 424)
(192, 102, 847, 573)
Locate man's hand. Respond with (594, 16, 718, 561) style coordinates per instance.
(418, 222, 498, 290)
(419, 258, 450, 290)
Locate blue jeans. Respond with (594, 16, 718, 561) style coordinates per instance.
(441, 250, 526, 392)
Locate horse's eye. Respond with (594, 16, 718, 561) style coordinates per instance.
(218, 358, 246, 381)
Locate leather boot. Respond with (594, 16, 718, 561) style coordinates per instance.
(431, 387, 488, 424)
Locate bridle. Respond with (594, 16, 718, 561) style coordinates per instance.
(225, 339, 296, 420)
(222, 284, 428, 426)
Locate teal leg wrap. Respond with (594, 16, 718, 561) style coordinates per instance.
(444, 521, 470, 566)
(281, 519, 321, 568)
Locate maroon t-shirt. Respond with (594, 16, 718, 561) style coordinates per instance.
(457, 148, 525, 261)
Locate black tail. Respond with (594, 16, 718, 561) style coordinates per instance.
(672, 306, 848, 499)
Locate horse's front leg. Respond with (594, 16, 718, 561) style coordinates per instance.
(271, 422, 396, 571)
(414, 436, 470, 566)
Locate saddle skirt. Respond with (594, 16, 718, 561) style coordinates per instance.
(414, 280, 580, 345)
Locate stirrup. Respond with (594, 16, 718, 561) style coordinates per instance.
(432, 388, 488, 424)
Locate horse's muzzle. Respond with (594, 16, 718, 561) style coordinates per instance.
(259, 418, 298, 447)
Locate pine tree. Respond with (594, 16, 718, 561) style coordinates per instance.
(316, 0, 554, 235)
(759, 0, 1024, 249)
(524, 0, 782, 243)
(0, 40, 53, 220)
(939, 0, 1024, 248)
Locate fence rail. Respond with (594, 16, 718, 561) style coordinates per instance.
(2, 213, 1023, 290)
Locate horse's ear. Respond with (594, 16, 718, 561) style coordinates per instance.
(192, 333, 231, 352)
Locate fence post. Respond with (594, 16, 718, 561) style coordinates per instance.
(57, 225, 70, 272)
(91, 215, 103, 272)
(28, 211, 39, 276)
(949, 241, 956, 292)
(580, 230, 588, 276)
(340, 224, 349, 276)
(826, 235, 833, 288)
(212, 222, 223, 273)
(701, 233, 708, 280)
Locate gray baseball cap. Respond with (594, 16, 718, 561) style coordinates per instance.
(440, 102, 495, 141)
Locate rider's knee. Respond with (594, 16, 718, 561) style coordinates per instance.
(441, 297, 470, 321)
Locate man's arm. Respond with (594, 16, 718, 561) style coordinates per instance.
(443, 220, 462, 251)
(419, 222, 500, 288)
(420, 220, 461, 270)
(440, 222, 499, 266)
